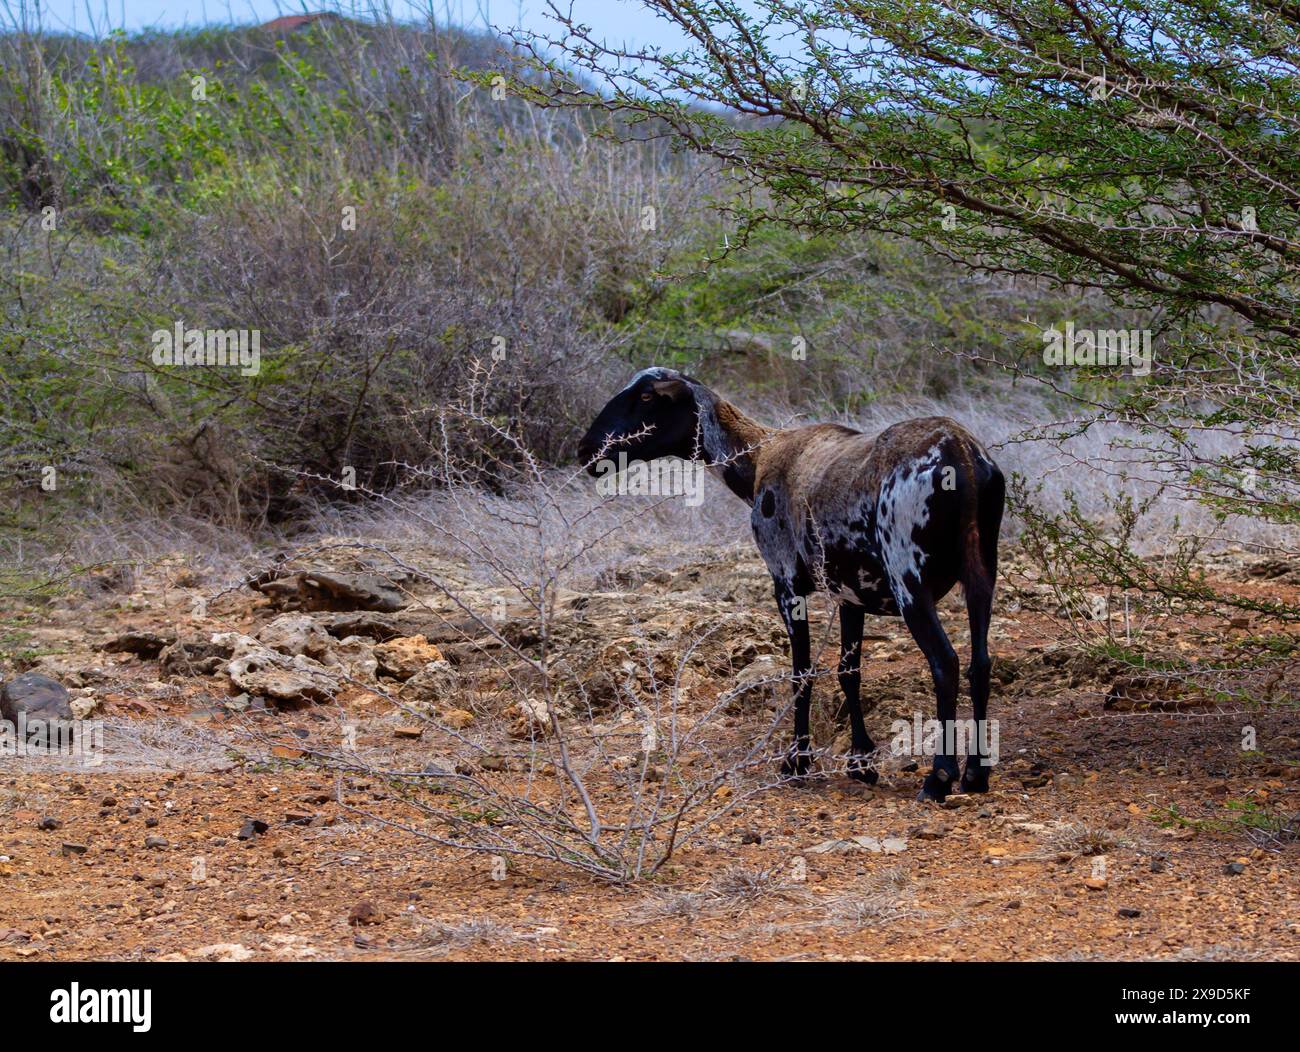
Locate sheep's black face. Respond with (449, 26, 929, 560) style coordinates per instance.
(577, 369, 699, 475)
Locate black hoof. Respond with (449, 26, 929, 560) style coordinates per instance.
(846, 754, 878, 785)
(961, 762, 991, 794)
(780, 745, 811, 781)
(917, 767, 956, 803)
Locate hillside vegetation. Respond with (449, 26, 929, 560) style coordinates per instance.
(0, 5, 1294, 638)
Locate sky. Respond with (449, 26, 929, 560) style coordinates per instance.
(20, 0, 714, 50)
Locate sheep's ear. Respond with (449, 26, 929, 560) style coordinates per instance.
(650, 378, 689, 400)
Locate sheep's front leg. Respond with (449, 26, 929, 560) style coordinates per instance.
(775, 580, 814, 780)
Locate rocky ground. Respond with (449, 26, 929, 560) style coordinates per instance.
(0, 543, 1297, 961)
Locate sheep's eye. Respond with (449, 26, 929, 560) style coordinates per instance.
(640, 391, 654, 402)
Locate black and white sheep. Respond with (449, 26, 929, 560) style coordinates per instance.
(578, 367, 1005, 802)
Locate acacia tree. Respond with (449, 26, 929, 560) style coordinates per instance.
(500, 0, 1299, 628)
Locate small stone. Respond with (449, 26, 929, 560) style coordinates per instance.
(1118, 907, 1141, 918)
(37, 816, 62, 831)
(144, 836, 168, 850)
(100, 797, 117, 808)
(348, 901, 383, 926)
(1224, 862, 1246, 876)
(393, 726, 423, 739)
(1083, 876, 1107, 890)
(740, 831, 762, 845)
(237, 819, 269, 841)
(61, 843, 88, 857)
(144, 817, 158, 828)
(440, 707, 474, 730)
(195, 942, 254, 962)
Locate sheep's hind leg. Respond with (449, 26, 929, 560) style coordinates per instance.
(899, 592, 961, 802)
(960, 570, 994, 794)
(774, 580, 814, 782)
(837, 602, 877, 784)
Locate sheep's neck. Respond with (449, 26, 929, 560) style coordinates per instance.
(697, 397, 771, 505)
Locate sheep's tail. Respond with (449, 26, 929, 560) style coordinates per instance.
(958, 441, 1004, 599)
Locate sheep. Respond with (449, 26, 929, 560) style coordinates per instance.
(577, 367, 1005, 802)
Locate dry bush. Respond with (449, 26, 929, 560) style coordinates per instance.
(141, 100, 712, 520)
(0, 3, 723, 543)
(238, 373, 819, 882)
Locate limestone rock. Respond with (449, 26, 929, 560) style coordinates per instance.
(100, 630, 176, 658)
(215, 632, 339, 706)
(0, 672, 73, 725)
(730, 655, 786, 708)
(399, 660, 458, 706)
(374, 635, 444, 680)
(256, 614, 332, 660)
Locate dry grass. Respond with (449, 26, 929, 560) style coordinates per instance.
(406, 916, 517, 955)
(5, 381, 1292, 606)
(292, 389, 1296, 596)
(823, 866, 921, 929)
(637, 861, 809, 921)
(1047, 822, 1128, 857)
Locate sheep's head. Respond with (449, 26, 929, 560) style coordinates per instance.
(577, 368, 700, 475)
